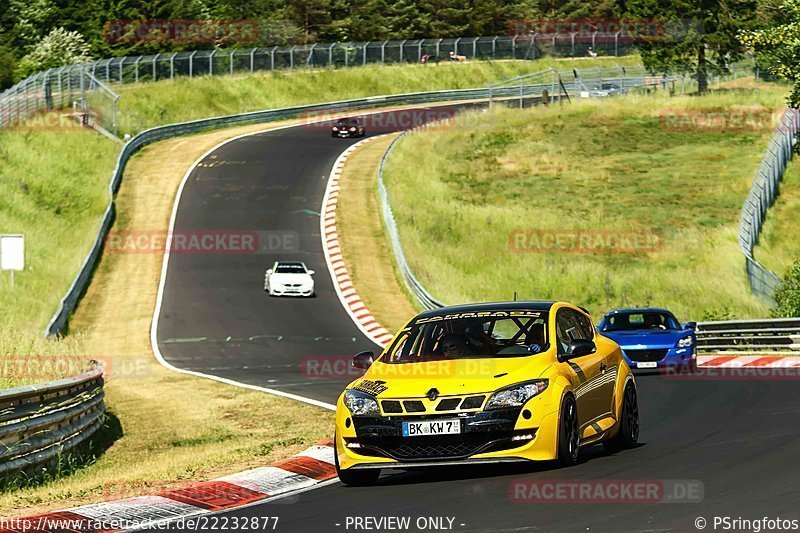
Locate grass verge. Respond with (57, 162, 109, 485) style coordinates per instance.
(0, 119, 331, 516)
(381, 85, 790, 321)
(335, 134, 418, 334)
(115, 56, 641, 134)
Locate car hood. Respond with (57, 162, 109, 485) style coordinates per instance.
(601, 329, 685, 349)
(352, 357, 552, 398)
(271, 273, 313, 284)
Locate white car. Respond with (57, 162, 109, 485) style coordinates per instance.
(265, 261, 315, 297)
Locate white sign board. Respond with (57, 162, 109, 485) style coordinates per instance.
(0, 235, 24, 271)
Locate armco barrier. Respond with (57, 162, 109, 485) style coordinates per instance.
(696, 318, 800, 353)
(0, 362, 105, 477)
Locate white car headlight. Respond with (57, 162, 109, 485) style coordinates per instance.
(677, 336, 694, 348)
(344, 390, 380, 416)
(485, 380, 548, 410)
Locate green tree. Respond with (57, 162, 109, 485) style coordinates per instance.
(626, 0, 758, 92)
(772, 260, 800, 318)
(15, 27, 92, 79)
(739, 0, 800, 107)
(284, 0, 331, 43)
(0, 45, 15, 89)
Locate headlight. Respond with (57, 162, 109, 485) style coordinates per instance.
(349, 127, 356, 131)
(343, 390, 380, 416)
(677, 336, 693, 348)
(485, 380, 548, 410)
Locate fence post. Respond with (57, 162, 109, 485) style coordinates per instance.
(290, 46, 296, 69)
(209, 49, 216, 75)
(230, 50, 235, 75)
(615, 31, 620, 56)
(492, 36, 497, 58)
(381, 41, 386, 64)
(134, 56, 141, 83)
(363, 42, 369, 65)
(250, 48, 256, 73)
(189, 51, 197, 77)
(472, 37, 477, 58)
(271, 47, 276, 71)
(400, 39, 407, 62)
(170, 53, 176, 79)
(153, 53, 159, 81)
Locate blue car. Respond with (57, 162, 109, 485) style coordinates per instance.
(597, 308, 697, 370)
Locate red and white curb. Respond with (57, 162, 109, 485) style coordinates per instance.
(697, 355, 800, 367)
(1, 442, 336, 532)
(321, 135, 395, 348)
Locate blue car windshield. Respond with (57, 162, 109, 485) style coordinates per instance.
(603, 312, 680, 331)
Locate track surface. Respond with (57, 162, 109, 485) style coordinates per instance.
(154, 106, 800, 532)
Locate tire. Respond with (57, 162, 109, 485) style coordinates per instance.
(557, 394, 580, 466)
(604, 381, 639, 453)
(335, 434, 380, 486)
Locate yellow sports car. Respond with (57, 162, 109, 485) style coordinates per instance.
(334, 301, 639, 485)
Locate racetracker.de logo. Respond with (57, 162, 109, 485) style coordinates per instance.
(509, 479, 704, 503)
(508, 18, 702, 43)
(659, 109, 790, 132)
(104, 20, 259, 44)
(300, 355, 499, 379)
(302, 109, 457, 133)
(105, 230, 299, 254)
(662, 365, 800, 381)
(509, 229, 664, 255)
(2, 109, 103, 131)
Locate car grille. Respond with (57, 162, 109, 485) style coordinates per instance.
(356, 433, 524, 461)
(625, 349, 668, 362)
(380, 395, 487, 415)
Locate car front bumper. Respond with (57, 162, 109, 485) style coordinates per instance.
(269, 287, 314, 296)
(622, 347, 696, 369)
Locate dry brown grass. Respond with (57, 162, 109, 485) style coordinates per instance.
(336, 134, 419, 334)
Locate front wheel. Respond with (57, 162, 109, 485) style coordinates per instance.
(557, 394, 580, 466)
(604, 381, 639, 453)
(335, 435, 380, 486)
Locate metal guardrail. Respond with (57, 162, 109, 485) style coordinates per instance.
(377, 132, 446, 311)
(697, 318, 800, 353)
(738, 108, 799, 301)
(0, 33, 642, 131)
(0, 363, 105, 477)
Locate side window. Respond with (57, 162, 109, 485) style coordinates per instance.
(573, 311, 595, 340)
(556, 309, 593, 356)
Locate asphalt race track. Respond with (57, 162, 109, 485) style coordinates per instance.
(153, 105, 800, 532)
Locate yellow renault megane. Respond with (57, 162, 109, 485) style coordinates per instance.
(334, 301, 639, 485)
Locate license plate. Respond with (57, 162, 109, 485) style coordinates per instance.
(402, 419, 461, 437)
(637, 361, 658, 368)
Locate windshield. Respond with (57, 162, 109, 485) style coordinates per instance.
(382, 310, 549, 363)
(275, 263, 306, 274)
(602, 311, 680, 331)
(337, 119, 359, 126)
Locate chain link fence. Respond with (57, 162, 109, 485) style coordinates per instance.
(738, 108, 799, 301)
(0, 33, 640, 133)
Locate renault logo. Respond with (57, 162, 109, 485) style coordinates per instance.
(427, 388, 439, 401)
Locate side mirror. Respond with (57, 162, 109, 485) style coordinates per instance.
(307, 270, 315, 275)
(564, 339, 596, 360)
(682, 321, 697, 331)
(353, 351, 375, 370)
(266, 269, 273, 275)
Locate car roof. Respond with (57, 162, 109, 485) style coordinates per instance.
(603, 307, 674, 317)
(337, 117, 359, 122)
(415, 301, 555, 319)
